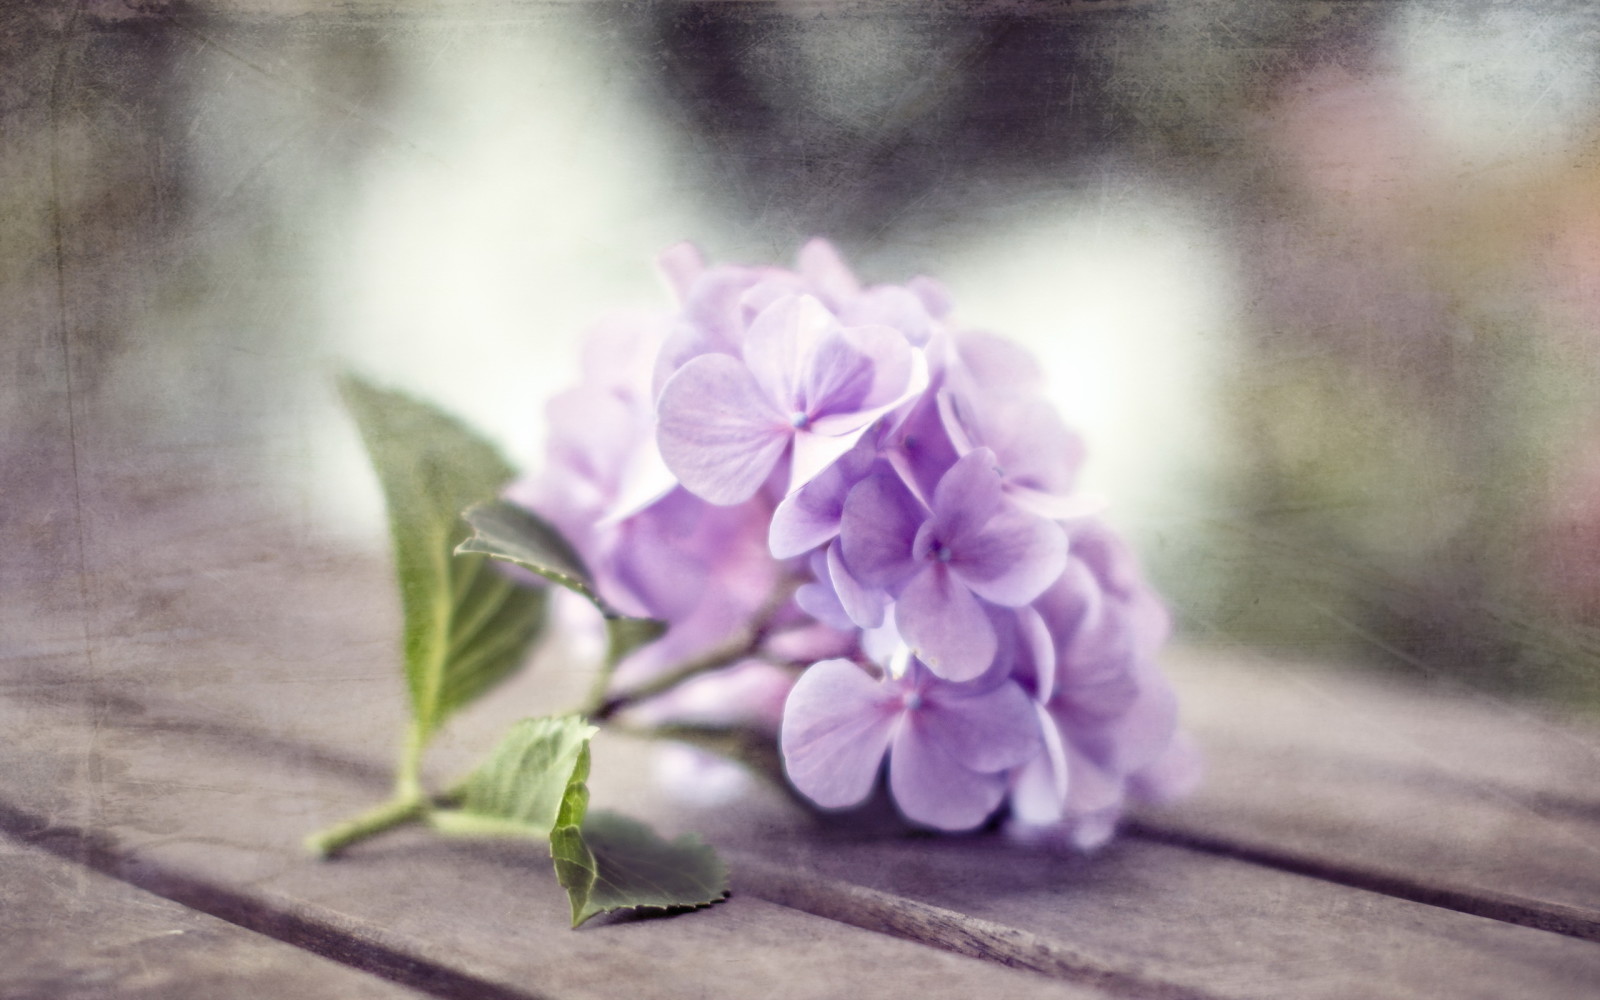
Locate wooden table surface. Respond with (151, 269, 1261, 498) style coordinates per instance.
(4, 441, 1599, 1000)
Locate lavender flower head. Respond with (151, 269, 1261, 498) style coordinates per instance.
(513, 239, 1198, 844)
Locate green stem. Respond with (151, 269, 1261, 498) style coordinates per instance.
(304, 794, 427, 858)
(587, 576, 801, 721)
(580, 647, 621, 721)
(396, 720, 427, 802)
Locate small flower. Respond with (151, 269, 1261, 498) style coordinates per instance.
(937, 390, 1088, 520)
(1005, 521, 1196, 846)
(767, 434, 880, 560)
(657, 293, 928, 505)
(838, 449, 1068, 680)
(780, 657, 1041, 831)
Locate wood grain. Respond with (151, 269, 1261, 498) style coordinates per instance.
(1148, 650, 1600, 930)
(6, 449, 1600, 998)
(0, 834, 427, 1000)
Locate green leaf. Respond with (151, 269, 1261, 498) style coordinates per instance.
(456, 499, 667, 665)
(436, 714, 730, 928)
(553, 813, 729, 929)
(434, 716, 598, 839)
(544, 725, 729, 928)
(338, 374, 548, 755)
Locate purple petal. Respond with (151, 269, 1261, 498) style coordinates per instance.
(920, 677, 1041, 773)
(928, 449, 1006, 548)
(1057, 603, 1143, 718)
(788, 428, 872, 497)
(650, 265, 768, 397)
(656, 242, 704, 301)
(843, 285, 934, 345)
(988, 398, 1084, 498)
(907, 275, 951, 318)
(1013, 605, 1057, 703)
(1009, 704, 1069, 824)
(579, 310, 670, 393)
(838, 470, 925, 587)
(894, 566, 995, 681)
(888, 718, 1008, 831)
(780, 659, 898, 809)
(765, 618, 856, 666)
(1129, 732, 1203, 804)
(737, 274, 806, 319)
(544, 387, 641, 492)
(828, 539, 889, 629)
(1081, 665, 1180, 776)
(934, 388, 978, 456)
(1034, 558, 1097, 646)
(1062, 741, 1124, 816)
(805, 323, 917, 417)
(601, 445, 679, 524)
(953, 508, 1068, 607)
(795, 579, 853, 631)
(742, 294, 835, 412)
(882, 389, 959, 505)
(607, 503, 710, 621)
(657, 354, 789, 505)
(797, 237, 861, 308)
(950, 330, 1045, 396)
(690, 266, 781, 344)
(1005, 485, 1105, 521)
(651, 321, 726, 400)
(768, 438, 877, 558)
(795, 550, 854, 630)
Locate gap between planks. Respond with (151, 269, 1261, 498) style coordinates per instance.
(0, 783, 1210, 1000)
(4, 672, 1598, 1000)
(0, 799, 550, 1000)
(1124, 818, 1600, 944)
(18, 659, 1600, 949)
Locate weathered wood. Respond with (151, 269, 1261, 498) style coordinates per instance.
(0, 668, 1099, 1000)
(731, 831, 1600, 1000)
(725, 851, 1224, 1000)
(1148, 650, 1600, 927)
(5, 445, 1600, 998)
(8, 628, 1600, 1000)
(7, 410, 1600, 1000)
(0, 834, 426, 1000)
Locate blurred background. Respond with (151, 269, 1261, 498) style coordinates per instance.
(6, 0, 1600, 708)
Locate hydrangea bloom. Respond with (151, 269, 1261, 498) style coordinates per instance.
(513, 239, 1197, 843)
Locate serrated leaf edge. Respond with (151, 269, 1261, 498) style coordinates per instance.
(455, 500, 668, 666)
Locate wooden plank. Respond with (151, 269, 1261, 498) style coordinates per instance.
(0, 669, 1102, 1000)
(1146, 649, 1600, 926)
(7, 637, 1600, 1000)
(0, 834, 426, 1000)
(728, 833, 1600, 1000)
(7, 448, 1600, 998)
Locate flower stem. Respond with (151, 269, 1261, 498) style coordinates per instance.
(396, 721, 427, 802)
(304, 794, 428, 858)
(587, 576, 800, 721)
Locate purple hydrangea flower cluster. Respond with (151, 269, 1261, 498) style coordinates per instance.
(514, 240, 1198, 847)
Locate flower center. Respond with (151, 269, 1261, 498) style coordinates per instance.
(930, 543, 953, 563)
(789, 411, 810, 429)
(902, 691, 924, 712)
